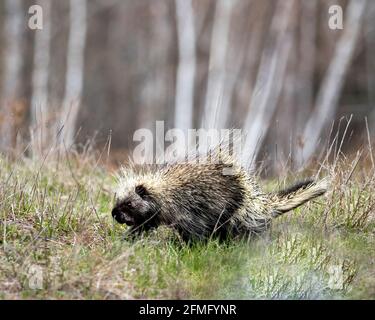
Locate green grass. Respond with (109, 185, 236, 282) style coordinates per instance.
(0, 152, 374, 299)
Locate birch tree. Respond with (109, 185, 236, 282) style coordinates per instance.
(295, 0, 368, 168)
(0, 0, 23, 152)
(242, 0, 295, 169)
(30, 0, 51, 157)
(61, 0, 87, 147)
(202, 0, 236, 130)
(174, 0, 196, 134)
(134, 1, 173, 163)
(232, 1, 269, 128)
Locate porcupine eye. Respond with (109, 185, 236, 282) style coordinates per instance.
(135, 185, 148, 199)
(124, 200, 133, 208)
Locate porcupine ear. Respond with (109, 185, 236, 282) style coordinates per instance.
(135, 184, 149, 199)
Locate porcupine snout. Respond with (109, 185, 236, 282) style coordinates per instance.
(111, 205, 135, 225)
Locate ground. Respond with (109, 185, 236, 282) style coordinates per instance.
(0, 151, 374, 299)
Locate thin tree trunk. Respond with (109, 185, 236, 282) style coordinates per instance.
(295, 0, 368, 168)
(136, 2, 173, 163)
(272, 24, 298, 174)
(30, 0, 51, 157)
(0, 0, 23, 152)
(242, 0, 295, 169)
(219, 1, 250, 131)
(233, 0, 269, 127)
(174, 0, 196, 133)
(202, 0, 235, 130)
(61, 0, 87, 147)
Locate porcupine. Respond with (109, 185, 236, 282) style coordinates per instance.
(111, 149, 327, 242)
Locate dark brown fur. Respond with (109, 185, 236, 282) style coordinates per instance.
(112, 160, 327, 242)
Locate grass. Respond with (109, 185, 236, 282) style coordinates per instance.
(0, 150, 374, 299)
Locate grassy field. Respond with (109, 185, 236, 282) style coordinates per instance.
(0, 150, 374, 299)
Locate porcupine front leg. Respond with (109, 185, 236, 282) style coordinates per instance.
(122, 226, 141, 241)
(123, 224, 156, 241)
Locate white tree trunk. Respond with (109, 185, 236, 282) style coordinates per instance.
(242, 0, 295, 169)
(61, 0, 87, 147)
(30, 0, 51, 157)
(0, 0, 23, 152)
(174, 0, 196, 133)
(202, 0, 235, 130)
(295, 0, 368, 168)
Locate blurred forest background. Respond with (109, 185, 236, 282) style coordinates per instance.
(0, 0, 374, 175)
